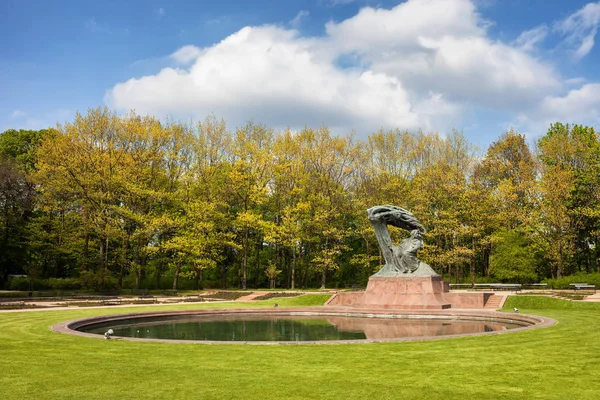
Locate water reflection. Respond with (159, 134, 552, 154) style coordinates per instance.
(80, 314, 525, 342)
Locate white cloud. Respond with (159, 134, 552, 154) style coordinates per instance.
(555, 2, 600, 60)
(530, 84, 600, 127)
(107, 26, 423, 132)
(565, 77, 586, 86)
(514, 25, 548, 52)
(169, 45, 203, 65)
(290, 10, 309, 28)
(155, 7, 165, 18)
(10, 110, 27, 119)
(325, 0, 558, 109)
(106, 0, 565, 137)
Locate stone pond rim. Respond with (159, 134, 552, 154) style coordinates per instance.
(51, 307, 556, 345)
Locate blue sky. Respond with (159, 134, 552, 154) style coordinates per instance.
(2, 0, 600, 148)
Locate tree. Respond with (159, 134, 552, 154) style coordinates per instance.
(0, 128, 50, 285)
(228, 122, 274, 289)
(489, 229, 539, 282)
(0, 159, 36, 283)
(537, 123, 599, 278)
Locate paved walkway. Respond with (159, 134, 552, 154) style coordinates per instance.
(584, 293, 600, 302)
(1, 289, 598, 313)
(0, 298, 232, 313)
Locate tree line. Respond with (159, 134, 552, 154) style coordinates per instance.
(1, 107, 598, 290)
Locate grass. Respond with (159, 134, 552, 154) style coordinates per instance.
(1, 294, 599, 399)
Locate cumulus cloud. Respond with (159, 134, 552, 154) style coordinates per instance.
(555, 2, 600, 60)
(325, 0, 558, 108)
(169, 45, 204, 65)
(108, 26, 423, 132)
(106, 0, 566, 136)
(519, 84, 600, 131)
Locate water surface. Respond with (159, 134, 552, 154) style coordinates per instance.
(79, 314, 525, 341)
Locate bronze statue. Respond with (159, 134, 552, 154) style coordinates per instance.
(367, 205, 438, 277)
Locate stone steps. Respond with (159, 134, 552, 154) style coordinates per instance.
(483, 294, 504, 309)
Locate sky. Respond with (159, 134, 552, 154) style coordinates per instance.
(2, 0, 600, 148)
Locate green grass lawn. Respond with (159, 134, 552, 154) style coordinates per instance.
(1, 294, 599, 400)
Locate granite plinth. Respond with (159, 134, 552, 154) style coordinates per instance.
(325, 277, 492, 309)
(361, 276, 451, 309)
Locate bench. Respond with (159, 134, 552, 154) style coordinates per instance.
(344, 284, 365, 290)
(523, 283, 549, 290)
(570, 283, 596, 292)
(449, 283, 473, 289)
(99, 290, 121, 296)
(100, 298, 122, 306)
(162, 290, 177, 296)
(473, 284, 493, 290)
(472, 283, 521, 292)
(490, 284, 522, 292)
(59, 290, 79, 298)
(35, 290, 56, 298)
(131, 289, 150, 297)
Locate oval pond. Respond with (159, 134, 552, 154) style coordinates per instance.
(77, 314, 527, 342)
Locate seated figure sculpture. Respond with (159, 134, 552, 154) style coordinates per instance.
(367, 205, 438, 277)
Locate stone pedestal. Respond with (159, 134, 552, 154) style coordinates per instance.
(325, 277, 493, 309)
(360, 276, 451, 309)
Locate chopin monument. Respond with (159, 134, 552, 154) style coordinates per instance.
(327, 205, 489, 309)
(367, 205, 437, 277)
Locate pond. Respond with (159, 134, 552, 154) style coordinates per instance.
(76, 313, 526, 342)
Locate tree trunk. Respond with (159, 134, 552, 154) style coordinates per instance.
(291, 245, 296, 290)
(99, 240, 105, 270)
(118, 235, 129, 289)
(470, 238, 476, 286)
(105, 236, 109, 272)
(255, 241, 261, 288)
(155, 268, 162, 290)
(194, 270, 202, 290)
(320, 269, 326, 289)
(172, 263, 180, 290)
(221, 263, 227, 289)
(242, 230, 248, 290)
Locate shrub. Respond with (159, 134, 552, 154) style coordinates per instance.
(253, 292, 302, 300)
(543, 273, 600, 289)
(201, 291, 251, 300)
(47, 278, 81, 290)
(8, 278, 34, 291)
